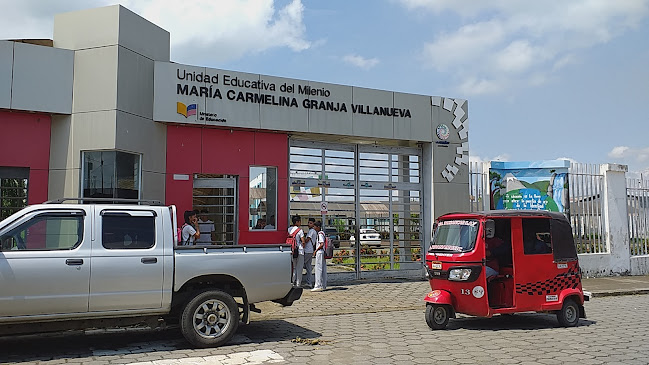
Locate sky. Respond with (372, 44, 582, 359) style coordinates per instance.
(1, 0, 648, 177)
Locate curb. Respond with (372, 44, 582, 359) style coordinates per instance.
(589, 288, 649, 298)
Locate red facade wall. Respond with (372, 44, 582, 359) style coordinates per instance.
(0, 110, 50, 204)
(166, 125, 288, 244)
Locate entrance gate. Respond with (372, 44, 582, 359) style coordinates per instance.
(289, 140, 423, 279)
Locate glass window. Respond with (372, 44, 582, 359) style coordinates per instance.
(249, 166, 277, 230)
(82, 151, 141, 199)
(102, 214, 155, 249)
(522, 218, 553, 255)
(0, 213, 83, 251)
(0, 167, 29, 221)
(430, 219, 479, 253)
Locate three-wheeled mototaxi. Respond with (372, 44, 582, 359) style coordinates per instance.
(424, 210, 588, 329)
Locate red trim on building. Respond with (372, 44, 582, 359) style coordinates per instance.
(166, 125, 288, 244)
(0, 110, 50, 204)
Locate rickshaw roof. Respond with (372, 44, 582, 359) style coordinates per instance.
(439, 210, 568, 222)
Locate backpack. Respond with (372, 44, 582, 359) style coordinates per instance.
(319, 231, 334, 259)
(177, 223, 188, 245)
(286, 228, 300, 258)
(324, 235, 334, 259)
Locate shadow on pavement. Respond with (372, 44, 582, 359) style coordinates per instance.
(0, 320, 320, 364)
(444, 313, 596, 331)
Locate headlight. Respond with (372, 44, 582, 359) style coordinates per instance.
(448, 268, 472, 281)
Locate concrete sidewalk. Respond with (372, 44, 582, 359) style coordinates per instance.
(252, 275, 649, 321)
(582, 275, 649, 297)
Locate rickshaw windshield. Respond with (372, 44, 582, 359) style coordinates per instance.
(430, 219, 479, 253)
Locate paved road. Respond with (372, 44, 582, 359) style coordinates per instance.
(1, 290, 648, 364)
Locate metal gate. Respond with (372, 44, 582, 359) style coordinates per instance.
(289, 140, 423, 278)
(627, 177, 649, 256)
(192, 175, 238, 245)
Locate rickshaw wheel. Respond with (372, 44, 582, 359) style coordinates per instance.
(557, 298, 579, 327)
(426, 304, 450, 330)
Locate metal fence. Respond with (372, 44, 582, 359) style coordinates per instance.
(569, 163, 606, 253)
(468, 162, 606, 254)
(469, 161, 489, 212)
(627, 177, 649, 256)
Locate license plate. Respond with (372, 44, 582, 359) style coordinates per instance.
(431, 261, 442, 270)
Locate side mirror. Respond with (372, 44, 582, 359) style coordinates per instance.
(432, 222, 438, 240)
(484, 220, 495, 239)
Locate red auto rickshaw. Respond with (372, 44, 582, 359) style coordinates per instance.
(424, 210, 588, 329)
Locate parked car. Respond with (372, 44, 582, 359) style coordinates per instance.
(323, 227, 340, 248)
(350, 228, 382, 247)
(0, 199, 302, 348)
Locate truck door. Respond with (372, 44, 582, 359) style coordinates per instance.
(89, 209, 164, 311)
(0, 209, 90, 317)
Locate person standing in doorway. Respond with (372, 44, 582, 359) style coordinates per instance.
(312, 220, 327, 292)
(181, 210, 200, 245)
(196, 210, 215, 244)
(303, 217, 316, 288)
(289, 215, 306, 287)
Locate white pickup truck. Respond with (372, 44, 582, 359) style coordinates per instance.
(0, 199, 301, 347)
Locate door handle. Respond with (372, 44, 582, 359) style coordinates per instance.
(141, 257, 157, 264)
(65, 259, 84, 266)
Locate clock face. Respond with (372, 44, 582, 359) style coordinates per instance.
(436, 124, 450, 140)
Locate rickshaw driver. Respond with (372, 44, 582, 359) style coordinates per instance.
(485, 235, 510, 278)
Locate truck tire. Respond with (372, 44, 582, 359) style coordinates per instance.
(180, 290, 239, 348)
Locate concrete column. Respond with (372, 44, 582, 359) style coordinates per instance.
(601, 163, 631, 274)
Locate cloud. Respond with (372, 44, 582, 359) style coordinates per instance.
(343, 54, 380, 69)
(401, 0, 649, 96)
(0, 0, 311, 64)
(608, 146, 631, 159)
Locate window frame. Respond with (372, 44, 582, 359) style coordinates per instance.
(80, 150, 143, 200)
(0, 211, 85, 252)
(248, 165, 278, 231)
(100, 210, 157, 250)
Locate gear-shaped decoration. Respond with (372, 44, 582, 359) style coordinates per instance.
(432, 97, 469, 182)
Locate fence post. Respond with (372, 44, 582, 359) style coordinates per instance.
(601, 163, 631, 274)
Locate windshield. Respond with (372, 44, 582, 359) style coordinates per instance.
(430, 219, 479, 253)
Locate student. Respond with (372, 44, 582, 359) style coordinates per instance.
(289, 215, 306, 287)
(181, 210, 200, 245)
(303, 218, 316, 288)
(196, 210, 215, 244)
(312, 220, 327, 292)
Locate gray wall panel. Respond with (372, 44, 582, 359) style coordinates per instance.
(351, 87, 394, 139)
(115, 111, 167, 173)
(117, 6, 170, 62)
(307, 81, 353, 136)
(432, 142, 469, 184)
(53, 5, 120, 50)
(432, 181, 470, 219)
(0, 41, 12, 109)
(72, 46, 118, 113)
(260, 75, 307, 132)
(394, 92, 432, 142)
(11, 42, 73, 114)
(117, 46, 154, 119)
(49, 115, 73, 170)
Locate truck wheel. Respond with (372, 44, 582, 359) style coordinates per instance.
(557, 298, 579, 327)
(425, 304, 450, 330)
(180, 290, 239, 348)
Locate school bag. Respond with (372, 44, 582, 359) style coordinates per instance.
(177, 223, 188, 245)
(286, 227, 300, 258)
(324, 234, 334, 259)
